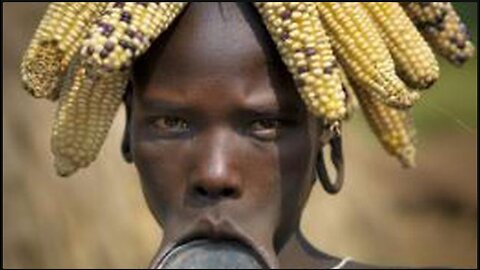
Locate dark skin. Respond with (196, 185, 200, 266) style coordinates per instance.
(122, 3, 376, 269)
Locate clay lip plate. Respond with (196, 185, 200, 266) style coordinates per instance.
(156, 239, 269, 269)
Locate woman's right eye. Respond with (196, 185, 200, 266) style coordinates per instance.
(150, 116, 190, 136)
(249, 119, 283, 141)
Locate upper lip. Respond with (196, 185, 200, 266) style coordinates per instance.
(178, 217, 251, 244)
(155, 216, 276, 268)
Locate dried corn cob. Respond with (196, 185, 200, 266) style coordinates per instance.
(51, 56, 129, 176)
(316, 2, 420, 109)
(401, 2, 475, 65)
(255, 2, 347, 123)
(363, 2, 439, 89)
(353, 80, 416, 168)
(21, 2, 108, 100)
(81, 2, 187, 73)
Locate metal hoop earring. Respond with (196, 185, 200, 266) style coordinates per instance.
(316, 124, 345, 194)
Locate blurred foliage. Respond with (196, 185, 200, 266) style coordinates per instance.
(414, 2, 477, 134)
(453, 2, 478, 43)
(412, 57, 477, 135)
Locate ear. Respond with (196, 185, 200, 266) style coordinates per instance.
(121, 82, 133, 163)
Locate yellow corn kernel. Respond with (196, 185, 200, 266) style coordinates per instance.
(81, 2, 187, 73)
(316, 2, 420, 109)
(51, 56, 129, 177)
(363, 2, 439, 89)
(401, 2, 475, 65)
(255, 2, 347, 123)
(20, 2, 108, 100)
(353, 81, 416, 168)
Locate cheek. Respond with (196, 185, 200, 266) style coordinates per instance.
(131, 138, 190, 223)
(279, 136, 316, 208)
(236, 142, 283, 209)
(275, 127, 317, 241)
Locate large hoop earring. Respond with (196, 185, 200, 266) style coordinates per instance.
(316, 123, 345, 194)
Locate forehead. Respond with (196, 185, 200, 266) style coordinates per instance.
(132, 2, 302, 112)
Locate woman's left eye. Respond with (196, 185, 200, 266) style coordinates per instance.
(250, 119, 282, 140)
(151, 116, 189, 135)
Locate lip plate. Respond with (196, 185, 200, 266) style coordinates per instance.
(157, 239, 265, 269)
(154, 217, 273, 269)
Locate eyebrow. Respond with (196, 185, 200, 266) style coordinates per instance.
(240, 94, 302, 118)
(138, 98, 195, 114)
(241, 103, 299, 118)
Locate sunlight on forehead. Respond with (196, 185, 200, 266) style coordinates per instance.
(135, 3, 303, 116)
(144, 3, 275, 83)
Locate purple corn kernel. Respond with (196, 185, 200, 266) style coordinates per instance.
(99, 23, 115, 37)
(120, 11, 132, 24)
(305, 47, 316, 57)
(324, 66, 334, 75)
(280, 10, 291, 20)
(99, 49, 110, 59)
(113, 2, 125, 9)
(104, 41, 115, 52)
(280, 32, 289, 41)
(298, 66, 309, 74)
(86, 46, 95, 56)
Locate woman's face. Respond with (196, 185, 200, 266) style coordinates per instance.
(127, 3, 324, 268)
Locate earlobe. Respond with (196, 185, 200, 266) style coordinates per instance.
(316, 119, 335, 147)
(122, 82, 134, 163)
(122, 122, 133, 163)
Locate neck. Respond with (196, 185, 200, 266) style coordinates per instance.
(278, 229, 342, 269)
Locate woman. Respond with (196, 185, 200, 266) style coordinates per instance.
(19, 2, 474, 268)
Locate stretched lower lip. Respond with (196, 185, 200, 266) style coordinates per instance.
(156, 239, 269, 269)
(152, 217, 278, 268)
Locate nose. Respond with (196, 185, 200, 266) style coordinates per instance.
(189, 130, 243, 201)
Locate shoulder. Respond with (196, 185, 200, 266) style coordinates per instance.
(284, 230, 449, 269)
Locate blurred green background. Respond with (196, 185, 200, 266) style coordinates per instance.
(410, 3, 477, 134)
(3, 2, 477, 269)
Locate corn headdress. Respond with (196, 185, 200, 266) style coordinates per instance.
(20, 2, 475, 176)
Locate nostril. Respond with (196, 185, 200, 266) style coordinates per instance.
(221, 187, 235, 198)
(193, 185, 238, 199)
(195, 186, 209, 197)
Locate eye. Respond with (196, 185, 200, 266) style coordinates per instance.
(250, 119, 282, 141)
(150, 116, 189, 136)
